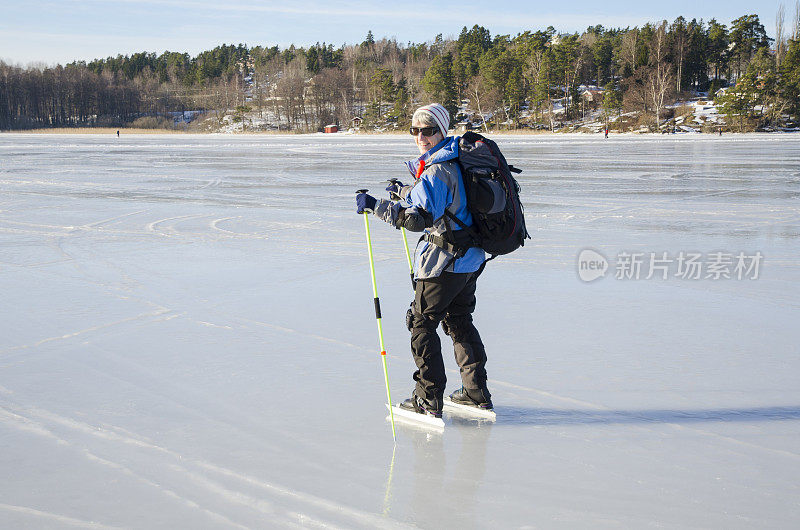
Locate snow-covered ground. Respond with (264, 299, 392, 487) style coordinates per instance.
(1, 132, 799, 528)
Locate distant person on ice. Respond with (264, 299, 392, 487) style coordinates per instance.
(356, 103, 492, 419)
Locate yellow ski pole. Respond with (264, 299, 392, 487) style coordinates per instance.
(387, 178, 415, 289)
(358, 189, 396, 441)
(400, 226, 414, 290)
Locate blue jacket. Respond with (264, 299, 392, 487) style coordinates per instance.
(373, 136, 485, 279)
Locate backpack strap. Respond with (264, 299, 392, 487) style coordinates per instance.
(422, 229, 496, 268)
(421, 210, 479, 259)
(422, 232, 464, 257)
(444, 209, 480, 243)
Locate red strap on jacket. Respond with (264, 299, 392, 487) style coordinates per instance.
(415, 160, 426, 179)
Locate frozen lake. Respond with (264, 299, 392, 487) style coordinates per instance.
(1, 132, 799, 528)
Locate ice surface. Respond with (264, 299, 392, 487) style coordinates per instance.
(1, 132, 799, 528)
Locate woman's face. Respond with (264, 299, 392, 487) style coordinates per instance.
(412, 120, 444, 155)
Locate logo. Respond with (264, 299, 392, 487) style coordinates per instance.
(577, 248, 609, 282)
(575, 249, 762, 282)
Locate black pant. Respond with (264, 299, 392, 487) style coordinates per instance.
(409, 270, 487, 409)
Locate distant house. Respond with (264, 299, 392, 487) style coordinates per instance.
(581, 89, 604, 104)
(324, 124, 338, 133)
(456, 120, 473, 133)
(351, 117, 363, 128)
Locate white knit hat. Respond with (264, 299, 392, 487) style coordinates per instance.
(413, 103, 450, 137)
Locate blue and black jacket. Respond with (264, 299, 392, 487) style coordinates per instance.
(372, 136, 485, 279)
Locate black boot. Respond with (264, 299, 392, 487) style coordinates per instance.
(449, 386, 493, 410)
(399, 394, 442, 418)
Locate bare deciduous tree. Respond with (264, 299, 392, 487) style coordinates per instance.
(466, 75, 497, 132)
(620, 29, 639, 75)
(671, 17, 688, 93)
(777, 4, 787, 66)
(647, 22, 674, 131)
(794, 0, 800, 40)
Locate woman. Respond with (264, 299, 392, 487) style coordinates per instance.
(356, 103, 492, 418)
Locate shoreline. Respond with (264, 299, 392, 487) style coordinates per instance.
(1, 127, 195, 135)
(2, 127, 798, 137)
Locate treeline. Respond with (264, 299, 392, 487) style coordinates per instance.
(2, 12, 800, 132)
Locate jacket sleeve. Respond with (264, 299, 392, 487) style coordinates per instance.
(398, 184, 414, 200)
(372, 199, 432, 232)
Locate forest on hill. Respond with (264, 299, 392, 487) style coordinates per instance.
(2, 12, 800, 133)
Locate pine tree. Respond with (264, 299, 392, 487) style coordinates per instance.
(422, 52, 458, 119)
(780, 38, 800, 120)
(729, 15, 771, 80)
(602, 81, 622, 117)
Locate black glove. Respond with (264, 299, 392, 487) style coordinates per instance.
(356, 192, 377, 214)
(385, 180, 405, 201)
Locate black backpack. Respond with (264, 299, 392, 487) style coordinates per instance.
(429, 131, 530, 259)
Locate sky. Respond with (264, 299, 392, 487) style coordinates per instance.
(0, 0, 791, 66)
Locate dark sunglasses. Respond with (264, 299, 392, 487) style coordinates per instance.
(409, 126, 439, 137)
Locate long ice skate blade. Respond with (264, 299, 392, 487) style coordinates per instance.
(443, 397, 497, 421)
(386, 404, 445, 430)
